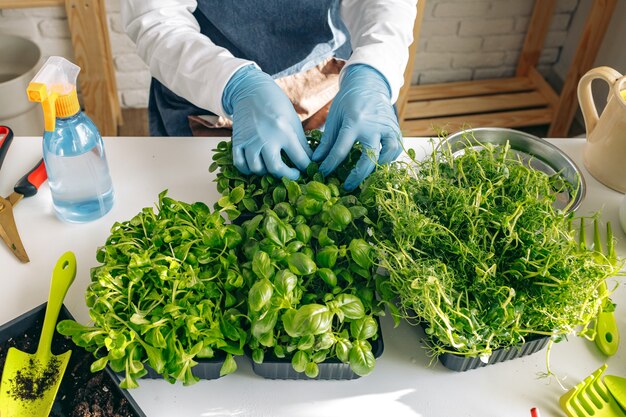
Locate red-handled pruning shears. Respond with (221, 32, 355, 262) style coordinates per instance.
(0, 126, 47, 263)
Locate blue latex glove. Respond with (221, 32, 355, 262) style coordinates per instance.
(312, 64, 402, 191)
(222, 65, 311, 180)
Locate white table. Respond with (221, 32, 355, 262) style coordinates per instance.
(1, 137, 624, 417)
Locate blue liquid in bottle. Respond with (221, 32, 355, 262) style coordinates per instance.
(43, 112, 114, 223)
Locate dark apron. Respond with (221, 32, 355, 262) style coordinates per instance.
(148, 0, 351, 136)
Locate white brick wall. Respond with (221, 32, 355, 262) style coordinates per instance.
(414, 0, 580, 85)
(0, 0, 580, 109)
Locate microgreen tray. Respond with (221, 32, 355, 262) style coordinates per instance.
(0, 303, 146, 417)
(438, 335, 550, 372)
(248, 331, 385, 380)
(131, 353, 226, 380)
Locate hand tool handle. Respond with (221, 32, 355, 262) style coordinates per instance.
(38, 252, 77, 356)
(0, 125, 14, 168)
(14, 159, 47, 197)
(595, 282, 619, 356)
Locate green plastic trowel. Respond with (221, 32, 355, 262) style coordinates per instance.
(0, 252, 77, 417)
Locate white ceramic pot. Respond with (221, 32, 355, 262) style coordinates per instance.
(0, 34, 44, 136)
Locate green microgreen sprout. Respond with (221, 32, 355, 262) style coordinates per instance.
(360, 133, 624, 367)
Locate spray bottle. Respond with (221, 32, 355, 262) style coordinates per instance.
(27, 56, 114, 223)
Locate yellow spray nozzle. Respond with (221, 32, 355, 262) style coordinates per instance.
(27, 82, 48, 102)
(27, 82, 59, 133)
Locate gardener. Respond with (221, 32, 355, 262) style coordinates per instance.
(121, 0, 417, 190)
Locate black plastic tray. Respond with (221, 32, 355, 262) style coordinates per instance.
(438, 335, 550, 372)
(0, 303, 146, 417)
(118, 352, 226, 381)
(249, 331, 385, 380)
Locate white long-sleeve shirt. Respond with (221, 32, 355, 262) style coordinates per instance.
(121, 0, 417, 117)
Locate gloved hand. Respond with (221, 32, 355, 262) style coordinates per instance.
(222, 65, 312, 180)
(312, 64, 402, 191)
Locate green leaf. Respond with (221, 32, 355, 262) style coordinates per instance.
(252, 309, 279, 339)
(90, 357, 109, 373)
(315, 246, 338, 269)
(306, 162, 319, 178)
(217, 195, 231, 208)
(287, 253, 317, 276)
(145, 345, 165, 374)
(335, 339, 352, 362)
(130, 313, 150, 326)
(229, 186, 245, 204)
(317, 227, 335, 247)
(296, 196, 323, 217)
(242, 197, 258, 213)
(292, 350, 308, 373)
(252, 251, 273, 280)
(297, 334, 315, 350)
(328, 204, 353, 231)
(305, 362, 319, 378)
(295, 224, 312, 244)
(335, 294, 365, 320)
(305, 181, 332, 201)
(283, 178, 302, 204)
(315, 333, 335, 350)
(252, 348, 264, 364)
(284, 304, 333, 337)
(286, 240, 304, 253)
(220, 354, 238, 376)
(349, 342, 375, 376)
(249, 279, 273, 312)
(350, 316, 378, 340)
(263, 213, 285, 246)
(274, 270, 298, 297)
(273, 185, 287, 204)
(348, 206, 368, 220)
(274, 202, 295, 220)
(349, 239, 373, 269)
(318, 268, 337, 288)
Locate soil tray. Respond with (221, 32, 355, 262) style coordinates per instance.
(0, 303, 146, 417)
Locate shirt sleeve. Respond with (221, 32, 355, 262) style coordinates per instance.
(340, 0, 418, 103)
(121, 0, 255, 117)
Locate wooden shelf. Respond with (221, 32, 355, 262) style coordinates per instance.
(402, 70, 556, 136)
(398, 0, 617, 138)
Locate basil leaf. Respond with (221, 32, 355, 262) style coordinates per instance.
(252, 251, 273, 280)
(335, 339, 352, 363)
(349, 239, 373, 269)
(248, 279, 273, 312)
(292, 350, 308, 373)
(284, 304, 332, 337)
(335, 294, 365, 320)
(315, 246, 338, 269)
(274, 270, 298, 297)
(350, 316, 378, 340)
(287, 253, 317, 276)
(318, 268, 337, 288)
(305, 362, 319, 378)
(349, 341, 376, 376)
